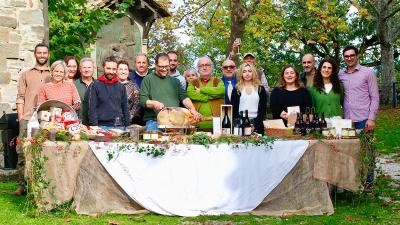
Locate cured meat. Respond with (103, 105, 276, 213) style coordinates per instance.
(157, 107, 196, 126)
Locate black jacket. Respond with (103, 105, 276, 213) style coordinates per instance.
(231, 85, 267, 135)
(88, 78, 130, 126)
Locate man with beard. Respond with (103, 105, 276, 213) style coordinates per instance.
(167, 51, 186, 90)
(300, 54, 317, 87)
(140, 53, 200, 131)
(128, 53, 149, 87)
(13, 43, 51, 195)
(87, 56, 130, 127)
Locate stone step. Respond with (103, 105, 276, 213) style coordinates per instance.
(0, 168, 18, 181)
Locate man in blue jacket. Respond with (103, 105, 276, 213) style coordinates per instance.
(88, 56, 130, 127)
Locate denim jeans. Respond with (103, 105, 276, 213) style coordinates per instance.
(354, 119, 367, 129)
(145, 120, 159, 131)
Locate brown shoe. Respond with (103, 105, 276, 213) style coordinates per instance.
(11, 186, 26, 196)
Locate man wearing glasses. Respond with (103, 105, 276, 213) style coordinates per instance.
(140, 53, 200, 131)
(339, 45, 379, 130)
(187, 56, 225, 130)
(221, 59, 237, 104)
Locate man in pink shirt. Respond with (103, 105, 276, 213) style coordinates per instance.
(339, 45, 379, 130)
(13, 43, 51, 195)
(339, 45, 379, 189)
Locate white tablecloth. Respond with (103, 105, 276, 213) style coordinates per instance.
(89, 140, 309, 216)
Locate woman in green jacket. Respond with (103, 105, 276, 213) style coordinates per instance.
(187, 56, 225, 130)
(308, 58, 343, 118)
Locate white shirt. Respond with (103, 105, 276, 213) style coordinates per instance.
(239, 87, 259, 118)
(324, 83, 333, 94)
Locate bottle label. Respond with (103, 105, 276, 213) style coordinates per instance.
(234, 127, 240, 136)
(222, 128, 231, 135)
(244, 127, 252, 135)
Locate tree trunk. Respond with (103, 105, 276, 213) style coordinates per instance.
(380, 41, 395, 105)
(376, 0, 396, 105)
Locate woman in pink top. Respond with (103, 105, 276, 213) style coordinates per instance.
(38, 60, 81, 110)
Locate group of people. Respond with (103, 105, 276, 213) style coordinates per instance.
(17, 43, 380, 137)
(270, 46, 379, 131)
(12, 42, 379, 195)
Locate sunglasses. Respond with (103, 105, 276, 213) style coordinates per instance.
(222, 65, 236, 70)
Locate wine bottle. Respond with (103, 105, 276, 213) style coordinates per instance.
(233, 118, 240, 136)
(320, 112, 327, 129)
(238, 111, 244, 136)
(305, 114, 311, 135)
(221, 107, 231, 135)
(314, 114, 321, 133)
(243, 110, 252, 136)
(299, 113, 306, 136)
(294, 113, 301, 135)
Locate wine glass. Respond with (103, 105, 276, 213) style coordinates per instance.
(114, 117, 121, 128)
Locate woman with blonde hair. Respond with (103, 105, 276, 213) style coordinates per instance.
(183, 68, 198, 88)
(231, 63, 267, 134)
(38, 60, 81, 110)
(270, 65, 312, 125)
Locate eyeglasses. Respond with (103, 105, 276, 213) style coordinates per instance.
(157, 65, 170, 70)
(199, 64, 211, 68)
(222, 65, 236, 70)
(344, 54, 356, 59)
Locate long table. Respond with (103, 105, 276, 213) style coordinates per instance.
(24, 139, 361, 216)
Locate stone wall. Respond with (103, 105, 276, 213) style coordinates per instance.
(0, 0, 45, 114)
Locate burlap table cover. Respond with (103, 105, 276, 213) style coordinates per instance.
(25, 141, 88, 211)
(313, 139, 361, 192)
(25, 139, 359, 215)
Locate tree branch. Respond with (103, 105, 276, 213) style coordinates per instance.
(244, 0, 261, 19)
(177, 0, 214, 26)
(392, 25, 400, 40)
(206, 0, 222, 29)
(383, 6, 400, 21)
(300, 37, 326, 57)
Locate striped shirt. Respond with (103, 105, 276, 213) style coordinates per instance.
(38, 81, 81, 107)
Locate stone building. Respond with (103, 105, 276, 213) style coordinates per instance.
(0, 0, 45, 114)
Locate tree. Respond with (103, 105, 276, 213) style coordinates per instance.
(48, 0, 133, 62)
(360, 0, 400, 104)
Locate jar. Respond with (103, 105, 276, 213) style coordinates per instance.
(348, 128, 356, 137)
(341, 128, 350, 137)
(322, 128, 330, 137)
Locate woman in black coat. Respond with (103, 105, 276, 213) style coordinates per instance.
(231, 63, 267, 135)
(270, 65, 312, 126)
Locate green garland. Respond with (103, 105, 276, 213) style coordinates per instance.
(188, 133, 275, 149)
(358, 130, 376, 186)
(23, 130, 54, 213)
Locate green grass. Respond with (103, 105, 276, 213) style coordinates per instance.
(1, 108, 399, 225)
(375, 107, 400, 155)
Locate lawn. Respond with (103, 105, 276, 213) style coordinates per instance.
(1, 107, 399, 225)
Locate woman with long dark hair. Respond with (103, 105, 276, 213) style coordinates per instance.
(64, 56, 80, 81)
(270, 65, 312, 125)
(308, 58, 343, 118)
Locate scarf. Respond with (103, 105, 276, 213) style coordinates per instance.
(98, 74, 119, 84)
